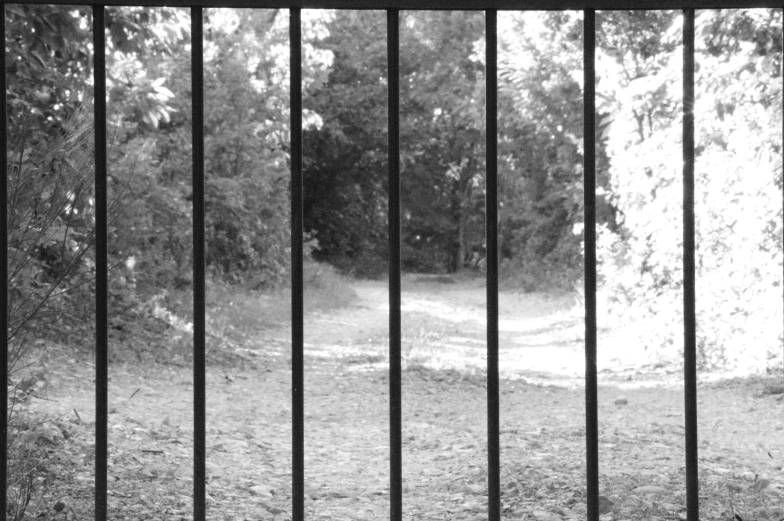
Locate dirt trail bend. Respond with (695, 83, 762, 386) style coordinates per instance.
(302, 277, 584, 381)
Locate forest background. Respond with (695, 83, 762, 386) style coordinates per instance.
(8, 7, 784, 381)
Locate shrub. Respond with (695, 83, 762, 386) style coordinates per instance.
(7, 104, 98, 371)
(595, 10, 783, 374)
(6, 103, 100, 518)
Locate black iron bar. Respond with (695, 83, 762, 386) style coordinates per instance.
(682, 9, 699, 521)
(92, 6, 108, 520)
(5, 0, 782, 11)
(387, 9, 402, 521)
(0, 5, 7, 519)
(191, 7, 206, 521)
(290, 8, 305, 521)
(485, 9, 500, 521)
(583, 9, 599, 521)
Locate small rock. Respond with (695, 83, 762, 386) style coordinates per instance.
(598, 495, 614, 514)
(463, 484, 484, 495)
(614, 397, 628, 405)
(250, 485, 273, 497)
(461, 499, 482, 512)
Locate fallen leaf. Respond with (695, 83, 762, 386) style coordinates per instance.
(633, 485, 667, 495)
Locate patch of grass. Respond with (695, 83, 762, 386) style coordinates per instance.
(400, 312, 487, 377)
(103, 261, 357, 368)
(303, 259, 357, 311)
(206, 279, 288, 334)
(401, 312, 449, 361)
(411, 274, 457, 285)
(157, 261, 357, 340)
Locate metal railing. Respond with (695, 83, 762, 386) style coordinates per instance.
(0, 1, 780, 521)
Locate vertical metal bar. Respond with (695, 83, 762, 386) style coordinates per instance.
(0, 5, 7, 518)
(290, 8, 305, 521)
(387, 9, 402, 521)
(485, 9, 500, 521)
(92, 6, 108, 520)
(583, 9, 599, 521)
(190, 8, 206, 521)
(682, 9, 699, 521)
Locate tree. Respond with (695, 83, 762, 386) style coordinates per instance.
(303, 10, 489, 275)
(98, 8, 335, 289)
(302, 10, 614, 281)
(399, 11, 488, 273)
(497, 11, 616, 288)
(303, 10, 390, 277)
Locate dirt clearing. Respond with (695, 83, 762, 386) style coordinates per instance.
(25, 277, 784, 520)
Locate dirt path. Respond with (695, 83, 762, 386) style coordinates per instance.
(304, 277, 585, 380)
(25, 278, 784, 520)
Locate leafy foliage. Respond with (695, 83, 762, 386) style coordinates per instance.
(497, 11, 616, 289)
(304, 11, 594, 280)
(7, 7, 783, 375)
(6, 105, 97, 372)
(398, 11, 487, 274)
(596, 9, 783, 373)
(201, 9, 293, 285)
(303, 10, 390, 277)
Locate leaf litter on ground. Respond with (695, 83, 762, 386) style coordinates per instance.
(21, 279, 784, 520)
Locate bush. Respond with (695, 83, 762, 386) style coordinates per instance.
(7, 104, 99, 368)
(328, 251, 388, 280)
(595, 10, 784, 374)
(6, 103, 100, 518)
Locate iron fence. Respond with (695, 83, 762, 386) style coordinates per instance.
(0, 1, 780, 520)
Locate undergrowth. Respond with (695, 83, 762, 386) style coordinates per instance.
(160, 258, 356, 334)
